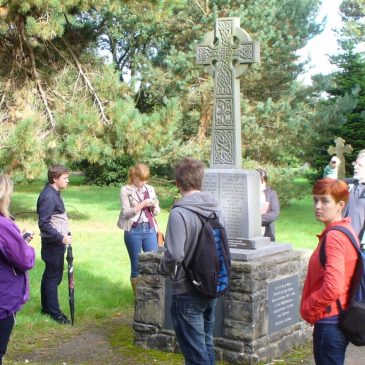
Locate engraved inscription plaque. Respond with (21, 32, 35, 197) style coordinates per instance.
(202, 174, 219, 203)
(268, 275, 299, 334)
(203, 169, 262, 247)
(219, 174, 246, 238)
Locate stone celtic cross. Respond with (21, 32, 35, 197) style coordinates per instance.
(196, 17, 260, 169)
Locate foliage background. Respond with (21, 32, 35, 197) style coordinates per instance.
(0, 0, 364, 198)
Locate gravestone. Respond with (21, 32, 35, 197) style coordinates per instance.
(134, 17, 311, 364)
(327, 137, 353, 179)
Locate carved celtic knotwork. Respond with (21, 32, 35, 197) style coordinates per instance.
(213, 130, 234, 164)
(236, 44, 253, 60)
(218, 20, 232, 44)
(218, 46, 233, 61)
(196, 17, 260, 168)
(215, 99, 233, 126)
(216, 62, 232, 95)
(197, 46, 215, 63)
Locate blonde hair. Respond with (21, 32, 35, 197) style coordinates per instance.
(0, 174, 13, 218)
(127, 163, 150, 184)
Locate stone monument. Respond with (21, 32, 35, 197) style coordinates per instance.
(133, 17, 311, 364)
(197, 17, 290, 259)
(327, 137, 353, 179)
(196, 17, 259, 169)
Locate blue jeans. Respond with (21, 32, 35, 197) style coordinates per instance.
(171, 291, 217, 365)
(313, 322, 349, 365)
(124, 222, 157, 278)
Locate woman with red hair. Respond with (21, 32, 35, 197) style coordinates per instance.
(116, 163, 160, 295)
(300, 178, 360, 365)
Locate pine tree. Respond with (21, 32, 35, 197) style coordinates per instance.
(98, 0, 322, 165)
(306, 0, 365, 179)
(0, 0, 325, 178)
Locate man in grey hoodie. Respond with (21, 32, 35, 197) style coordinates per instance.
(161, 158, 224, 365)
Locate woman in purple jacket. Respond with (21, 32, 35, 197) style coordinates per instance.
(0, 175, 35, 365)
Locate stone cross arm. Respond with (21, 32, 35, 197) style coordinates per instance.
(196, 17, 260, 79)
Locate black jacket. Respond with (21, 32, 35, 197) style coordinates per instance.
(37, 184, 68, 244)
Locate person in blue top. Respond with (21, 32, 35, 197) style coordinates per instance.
(0, 175, 35, 365)
(323, 156, 340, 179)
(37, 165, 72, 324)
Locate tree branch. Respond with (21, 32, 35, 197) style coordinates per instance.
(193, 0, 208, 16)
(18, 18, 56, 128)
(61, 39, 110, 125)
(0, 62, 15, 109)
(48, 40, 110, 125)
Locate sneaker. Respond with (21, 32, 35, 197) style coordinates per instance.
(52, 314, 71, 325)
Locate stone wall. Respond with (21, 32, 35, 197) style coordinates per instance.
(134, 250, 312, 364)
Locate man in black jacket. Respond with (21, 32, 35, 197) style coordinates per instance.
(37, 165, 72, 324)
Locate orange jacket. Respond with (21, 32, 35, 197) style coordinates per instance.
(300, 218, 359, 324)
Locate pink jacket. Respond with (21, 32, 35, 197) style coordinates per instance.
(300, 218, 359, 324)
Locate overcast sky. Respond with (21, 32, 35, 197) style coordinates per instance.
(297, 0, 343, 84)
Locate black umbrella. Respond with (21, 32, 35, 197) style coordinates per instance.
(66, 243, 75, 325)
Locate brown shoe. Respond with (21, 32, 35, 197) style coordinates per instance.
(130, 277, 137, 296)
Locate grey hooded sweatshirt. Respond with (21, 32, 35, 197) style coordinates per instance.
(160, 191, 223, 295)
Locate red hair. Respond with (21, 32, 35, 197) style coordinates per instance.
(127, 163, 150, 184)
(312, 178, 349, 204)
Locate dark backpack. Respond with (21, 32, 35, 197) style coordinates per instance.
(181, 210, 231, 299)
(320, 225, 365, 346)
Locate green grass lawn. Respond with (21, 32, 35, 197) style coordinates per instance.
(277, 196, 323, 249)
(6, 177, 319, 364)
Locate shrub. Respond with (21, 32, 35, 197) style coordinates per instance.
(242, 159, 313, 207)
(267, 166, 312, 207)
(79, 156, 135, 186)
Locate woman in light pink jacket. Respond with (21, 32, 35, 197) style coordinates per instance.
(116, 163, 160, 295)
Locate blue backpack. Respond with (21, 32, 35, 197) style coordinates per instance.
(181, 210, 231, 299)
(320, 226, 365, 346)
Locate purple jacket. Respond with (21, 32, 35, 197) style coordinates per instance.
(0, 215, 35, 320)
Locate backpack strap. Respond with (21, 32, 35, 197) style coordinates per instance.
(319, 225, 361, 313)
(319, 226, 360, 267)
(171, 206, 215, 278)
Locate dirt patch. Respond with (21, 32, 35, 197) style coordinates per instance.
(11, 313, 360, 365)
(8, 315, 134, 365)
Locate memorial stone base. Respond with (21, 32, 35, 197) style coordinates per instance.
(134, 250, 312, 365)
